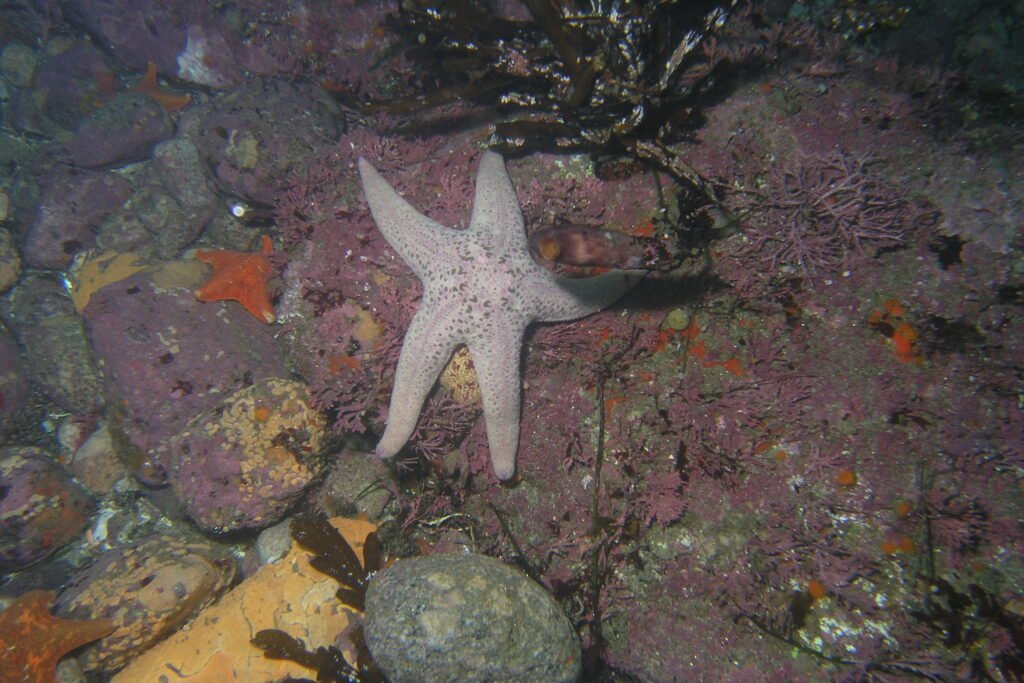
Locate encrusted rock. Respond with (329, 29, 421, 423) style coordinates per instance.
(55, 533, 235, 673)
(164, 377, 327, 532)
(2, 274, 104, 413)
(365, 553, 581, 683)
(0, 446, 94, 571)
(313, 450, 396, 522)
(82, 266, 288, 485)
(197, 78, 342, 204)
(92, 137, 217, 260)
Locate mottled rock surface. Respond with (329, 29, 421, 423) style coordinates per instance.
(313, 450, 395, 522)
(64, 0, 240, 88)
(0, 446, 94, 571)
(82, 266, 287, 485)
(365, 553, 581, 683)
(2, 274, 104, 413)
(164, 377, 327, 532)
(55, 533, 235, 673)
(67, 93, 172, 169)
(95, 137, 218, 262)
(0, 324, 29, 433)
(70, 424, 128, 495)
(21, 43, 112, 133)
(22, 165, 132, 270)
(197, 79, 341, 204)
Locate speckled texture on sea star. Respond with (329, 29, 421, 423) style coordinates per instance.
(359, 151, 639, 479)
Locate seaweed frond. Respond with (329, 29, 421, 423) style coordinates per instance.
(291, 514, 384, 612)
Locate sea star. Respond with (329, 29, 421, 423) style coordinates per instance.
(130, 61, 192, 112)
(195, 235, 276, 323)
(359, 151, 639, 479)
(0, 590, 115, 683)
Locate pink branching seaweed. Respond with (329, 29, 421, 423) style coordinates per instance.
(737, 152, 916, 278)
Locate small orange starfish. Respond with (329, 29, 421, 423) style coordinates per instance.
(195, 235, 277, 323)
(130, 61, 192, 112)
(0, 590, 115, 683)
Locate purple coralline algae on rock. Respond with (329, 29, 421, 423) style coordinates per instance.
(67, 92, 173, 169)
(197, 79, 342, 205)
(22, 165, 132, 270)
(163, 377, 327, 533)
(64, 0, 241, 88)
(0, 446, 94, 572)
(82, 266, 288, 486)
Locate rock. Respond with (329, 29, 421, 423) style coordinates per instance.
(55, 533, 235, 674)
(25, 43, 113, 133)
(0, 228, 22, 293)
(67, 93, 172, 169)
(153, 137, 218, 213)
(109, 518, 377, 683)
(0, 42, 38, 88)
(81, 266, 288, 486)
(254, 518, 294, 565)
(91, 136, 218, 260)
(71, 424, 128, 495)
(197, 79, 341, 204)
(164, 377, 327, 532)
(22, 165, 132, 270)
(364, 553, 582, 683)
(2, 274, 105, 414)
(314, 450, 396, 522)
(0, 324, 29, 432)
(64, 0, 241, 88)
(0, 446, 94, 572)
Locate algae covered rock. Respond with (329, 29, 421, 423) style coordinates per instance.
(164, 377, 328, 532)
(365, 553, 581, 683)
(0, 446, 94, 571)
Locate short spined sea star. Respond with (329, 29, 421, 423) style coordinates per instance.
(359, 151, 639, 479)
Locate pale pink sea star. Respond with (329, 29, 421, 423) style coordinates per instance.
(358, 151, 638, 479)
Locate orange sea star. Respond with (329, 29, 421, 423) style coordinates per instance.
(131, 61, 192, 112)
(0, 590, 115, 683)
(195, 235, 277, 323)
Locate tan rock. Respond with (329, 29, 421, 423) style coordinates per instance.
(57, 533, 235, 674)
(110, 517, 377, 682)
(71, 424, 128, 495)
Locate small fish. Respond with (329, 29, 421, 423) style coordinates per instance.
(528, 224, 680, 272)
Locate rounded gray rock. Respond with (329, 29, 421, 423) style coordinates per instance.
(365, 553, 581, 683)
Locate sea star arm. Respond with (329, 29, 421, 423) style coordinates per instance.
(527, 269, 641, 323)
(358, 158, 462, 281)
(467, 319, 527, 480)
(375, 301, 463, 460)
(468, 151, 528, 253)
